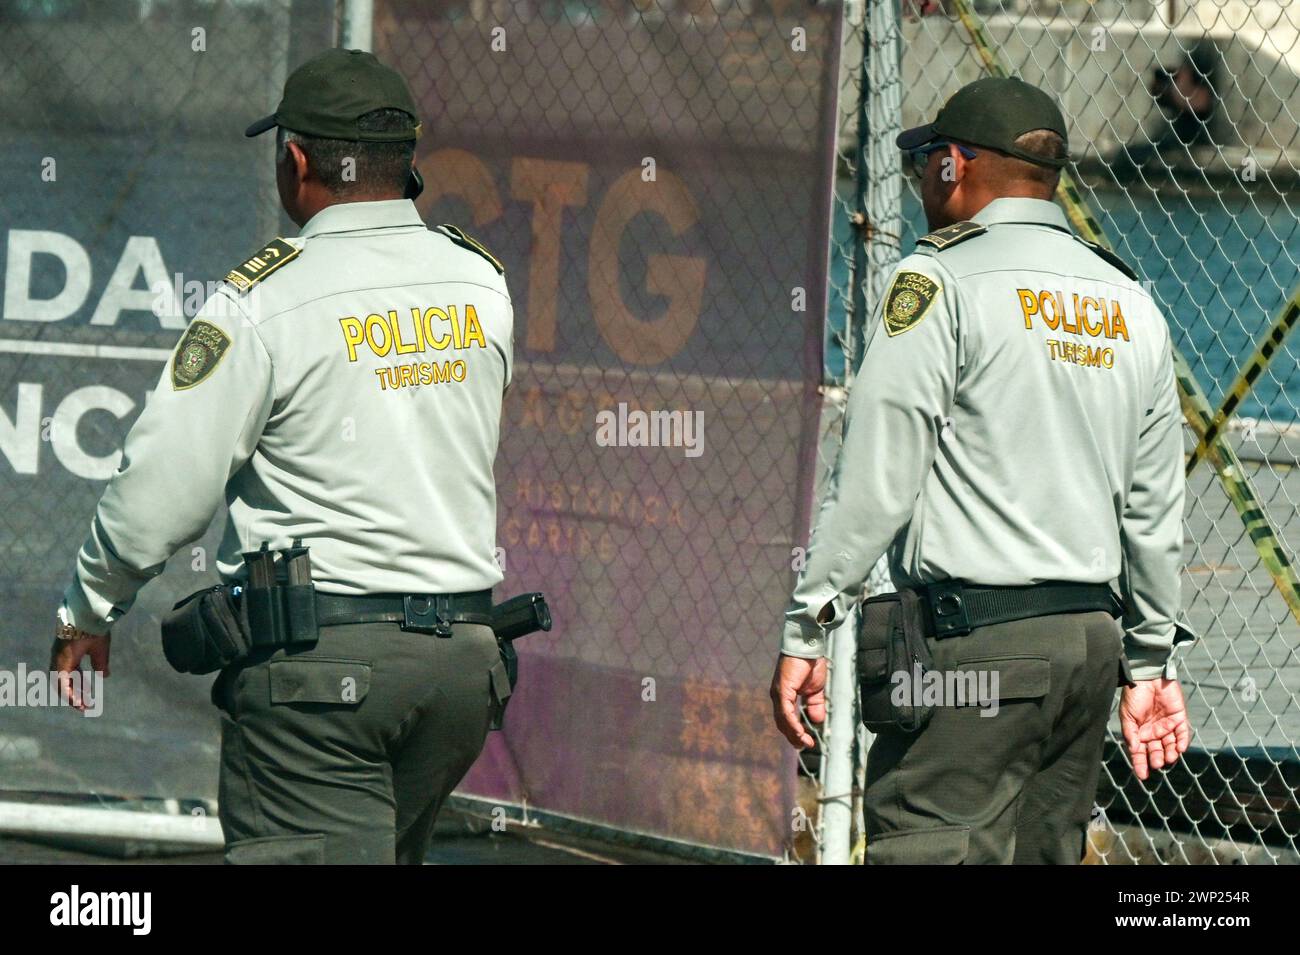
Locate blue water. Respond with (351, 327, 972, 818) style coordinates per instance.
(827, 183, 1300, 425)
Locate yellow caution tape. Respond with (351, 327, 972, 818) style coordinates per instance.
(1186, 294, 1300, 474)
(1172, 347, 1300, 619)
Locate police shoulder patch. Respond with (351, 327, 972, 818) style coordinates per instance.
(171, 319, 231, 390)
(915, 220, 987, 251)
(223, 237, 301, 294)
(883, 270, 941, 337)
(438, 224, 504, 275)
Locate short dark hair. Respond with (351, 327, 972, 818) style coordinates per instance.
(276, 107, 416, 196)
(1009, 128, 1067, 189)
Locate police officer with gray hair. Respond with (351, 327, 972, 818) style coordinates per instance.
(770, 77, 1195, 864)
(51, 48, 524, 864)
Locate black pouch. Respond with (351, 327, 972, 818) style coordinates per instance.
(161, 585, 251, 675)
(857, 594, 896, 730)
(857, 589, 936, 733)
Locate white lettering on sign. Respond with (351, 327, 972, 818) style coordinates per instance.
(1, 383, 140, 478)
(3, 229, 182, 327)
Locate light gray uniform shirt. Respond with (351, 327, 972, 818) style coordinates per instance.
(63, 199, 513, 633)
(783, 197, 1194, 681)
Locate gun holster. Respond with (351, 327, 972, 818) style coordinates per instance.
(857, 589, 936, 733)
(488, 593, 552, 730)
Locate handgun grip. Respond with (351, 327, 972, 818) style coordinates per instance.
(491, 593, 552, 642)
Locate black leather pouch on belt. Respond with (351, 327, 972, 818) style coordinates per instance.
(856, 589, 936, 733)
(161, 585, 251, 675)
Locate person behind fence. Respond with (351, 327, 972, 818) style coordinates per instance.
(1117, 43, 1220, 179)
(770, 76, 1196, 864)
(49, 48, 520, 864)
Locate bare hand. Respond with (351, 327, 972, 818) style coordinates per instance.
(1119, 678, 1190, 781)
(49, 634, 111, 712)
(770, 654, 828, 749)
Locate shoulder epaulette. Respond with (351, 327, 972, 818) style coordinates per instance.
(224, 237, 301, 294)
(1076, 236, 1140, 281)
(916, 220, 987, 251)
(438, 224, 504, 275)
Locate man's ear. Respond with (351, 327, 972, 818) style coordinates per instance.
(283, 139, 310, 185)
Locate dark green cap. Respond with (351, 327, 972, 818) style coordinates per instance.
(896, 76, 1068, 168)
(245, 48, 420, 141)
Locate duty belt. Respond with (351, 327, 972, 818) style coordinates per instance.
(917, 581, 1122, 639)
(313, 590, 494, 637)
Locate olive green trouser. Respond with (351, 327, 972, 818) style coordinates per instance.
(864, 610, 1127, 865)
(211, 620, 508, 864)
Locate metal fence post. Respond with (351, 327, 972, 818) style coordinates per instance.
(819, 609, 860, 864)
(819, 0, 904, 865)
(341, 0, 374, 51)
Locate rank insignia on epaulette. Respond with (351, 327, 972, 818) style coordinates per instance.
(438, 224, 504, 275)
(1076, 236, 1140, 281)
(171, 319, 231, 390)
(224, 237, 301, 293)
(883, 271, 941, 337)
(916, 220, 987, 251)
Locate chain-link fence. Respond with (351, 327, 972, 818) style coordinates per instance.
(3, 0, 1296, 864)
(371, 0, 840, 861)
(826, 0, 1300, 863)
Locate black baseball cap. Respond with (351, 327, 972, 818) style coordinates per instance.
(245, 48, 420, 141)
(896, 76, 1068, 168)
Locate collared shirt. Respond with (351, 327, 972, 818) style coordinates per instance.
(63, 199, 513, 632)
(782, 197, 1193, 680)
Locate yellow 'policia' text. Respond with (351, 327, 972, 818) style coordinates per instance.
(1017, 289, 1131, 340)
(1018, 289, 1131, 371)
(339, 305, 486, 391)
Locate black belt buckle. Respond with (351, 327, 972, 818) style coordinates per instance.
(928, 581, 972, 638)
(403, 595, 454, 637)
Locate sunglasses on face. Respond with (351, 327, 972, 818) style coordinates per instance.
(909, 141, 979, 179)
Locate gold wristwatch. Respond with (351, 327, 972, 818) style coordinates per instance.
(55, 605, 99, 641)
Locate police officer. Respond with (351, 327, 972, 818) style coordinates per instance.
(770, 77, 1196, 864)
(50, 48, 514, 864)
